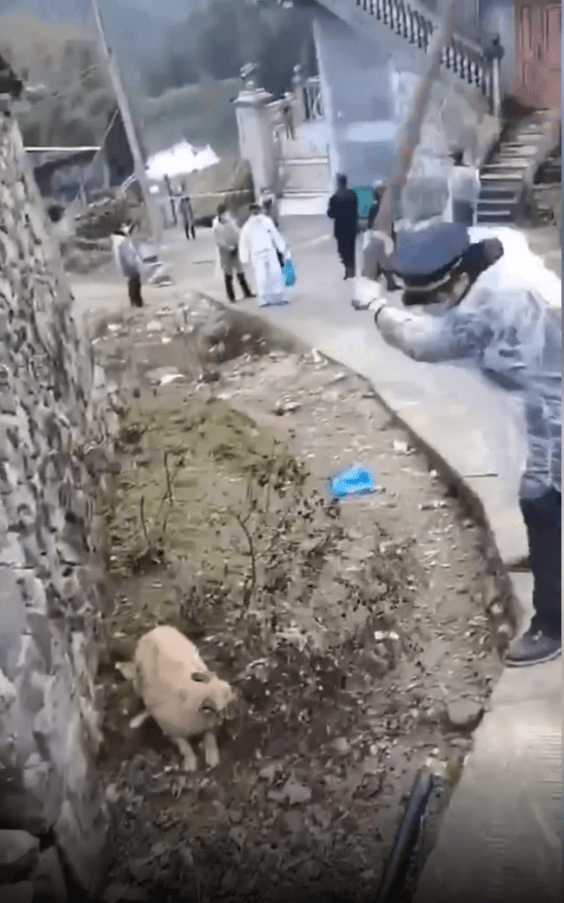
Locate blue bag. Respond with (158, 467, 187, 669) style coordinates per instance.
(330, 465, 377, 499)
(282, 257, 296, 287)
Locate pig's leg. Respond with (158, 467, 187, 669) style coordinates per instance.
(171, 736, 198, 771)
(202, 731, 220, 769)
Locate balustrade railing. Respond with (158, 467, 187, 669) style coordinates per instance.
(354, 0, 496, 110)
(303, 77, 324, 121)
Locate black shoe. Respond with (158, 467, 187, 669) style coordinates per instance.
(505, 626, 561, 667)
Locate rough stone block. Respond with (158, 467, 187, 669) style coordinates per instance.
(0, 829, 39, 882)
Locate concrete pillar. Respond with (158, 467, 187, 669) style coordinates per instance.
(234, 65, 276, 197)
(292, 64, 306, 126)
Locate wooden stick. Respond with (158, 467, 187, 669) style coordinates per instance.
(374, 0, 458, 237)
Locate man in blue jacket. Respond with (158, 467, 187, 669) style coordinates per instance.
(372, 233, 561, 667)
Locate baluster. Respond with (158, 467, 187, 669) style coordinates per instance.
(424, 20, 432, 52)
(459, 47, 467, 82)
(400, 3, 408, 38)
(369, 0, 375, 14)
(416, 15, 425, 49)
(406, 7, 415, 42)
(397, 2, 405, 35)
(451, 42, 458, 74)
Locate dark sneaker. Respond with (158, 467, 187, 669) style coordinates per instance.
(505, 627, 561, 668)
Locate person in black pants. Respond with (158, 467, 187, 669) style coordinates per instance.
(111, 223, 144, 308)
(327, 174, 358, 279)
(372, 232, 561, 667)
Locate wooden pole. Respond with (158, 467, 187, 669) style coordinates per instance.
(373, 0, 458, 237)
(91, 0, 162, 245)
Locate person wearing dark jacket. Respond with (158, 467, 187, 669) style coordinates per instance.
(327, 174, 358, 279)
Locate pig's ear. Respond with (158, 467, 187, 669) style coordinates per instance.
(191, 671, 211, 683)
(199, 697, 218, 714)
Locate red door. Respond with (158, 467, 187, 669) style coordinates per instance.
(516, 1, 561, 109)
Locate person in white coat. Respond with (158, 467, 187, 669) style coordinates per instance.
(238, 204, 288, 307)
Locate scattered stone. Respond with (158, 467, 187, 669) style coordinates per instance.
(0, 830, 39, 882)
(332, 737, 349, 755)
(446, 699, 485, 731)
(258, 763, 279, 781)
(282, 780, 312, 806)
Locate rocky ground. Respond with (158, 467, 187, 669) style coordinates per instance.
(87, 294, 507, 903)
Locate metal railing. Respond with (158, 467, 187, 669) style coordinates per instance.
(303, 77, 324, 121)
(353, 0, 496, 109)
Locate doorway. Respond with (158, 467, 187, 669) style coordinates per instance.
(515, 0, 561, 109)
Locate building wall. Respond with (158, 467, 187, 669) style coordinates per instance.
(313, 10, 396, 187)
(0, 107, 116, 896)
(312, 6, 499, 219)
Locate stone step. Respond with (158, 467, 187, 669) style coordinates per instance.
(482, 161, 529, 170)
(482, 162, 530, 171)
(282, 156, 329, 165)
(477, 198, 518, 209)
(477, 210, 514, 223)
(500, 143, 543, 152)
(479, 189, 519, 201)
(480, 172, 524, 182)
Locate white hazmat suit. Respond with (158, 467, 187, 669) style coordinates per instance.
(238, 211, 287, 307)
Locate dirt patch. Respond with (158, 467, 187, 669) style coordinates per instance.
(92, 304, 505, 903)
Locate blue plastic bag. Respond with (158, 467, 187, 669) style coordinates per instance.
(330, 465, 377, 499)
(283, 257, 296, 287)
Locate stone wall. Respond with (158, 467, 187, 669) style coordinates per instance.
(0, 105, 115, 899)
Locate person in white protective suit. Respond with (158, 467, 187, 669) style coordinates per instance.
(372, 229, 561, 668)
(238, 204, 289, 307)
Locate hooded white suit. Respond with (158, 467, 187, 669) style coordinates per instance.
(238, 212, 287, 306)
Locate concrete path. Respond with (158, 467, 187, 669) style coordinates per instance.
(72, 217, 561, 902)
(159, 218, 561, 903)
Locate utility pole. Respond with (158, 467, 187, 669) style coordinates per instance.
(91, 0, 162, 244)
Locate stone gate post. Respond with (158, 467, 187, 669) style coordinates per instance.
(233, 64, 277, 197)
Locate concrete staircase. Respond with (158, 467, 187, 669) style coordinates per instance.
(477, 113, 559, 224)
(313, 0, 494, 102)
(276, 126, 331, 215)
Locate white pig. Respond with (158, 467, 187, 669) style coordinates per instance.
(119, 625, 234, 771)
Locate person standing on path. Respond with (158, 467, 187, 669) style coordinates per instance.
(448, 150, 481, 226)
(372, 234, 561, 667)
(111, 222, 145, 308)
(328, 174, 359, 279)
(281, 94, 295, 141)
(367, 182, 384, 231)
(238, 203, 288, 308)
(179, 190, 196, 240)
(212, 203, 255, 303)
